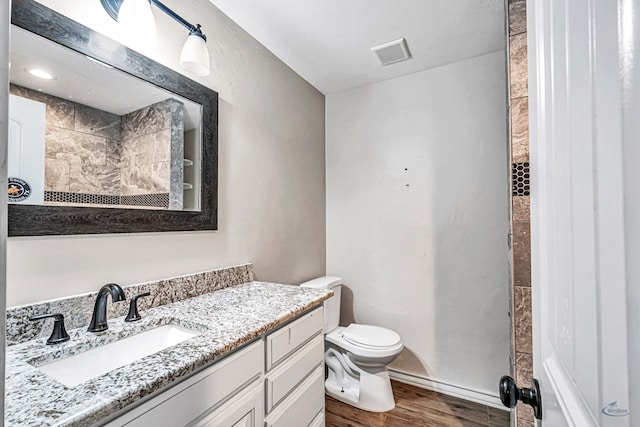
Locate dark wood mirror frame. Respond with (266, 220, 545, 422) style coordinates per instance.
(9, 0, 218, 236)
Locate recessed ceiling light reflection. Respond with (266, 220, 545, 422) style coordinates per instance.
(27, 69, 56, 80)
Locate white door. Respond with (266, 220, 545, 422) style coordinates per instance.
(528, 0, 637, 425)
(8, 94, 46, 204)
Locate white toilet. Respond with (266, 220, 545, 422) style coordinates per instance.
(300, 276, 403, 412)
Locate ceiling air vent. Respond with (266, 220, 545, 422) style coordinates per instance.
(371, 38, 412, 66)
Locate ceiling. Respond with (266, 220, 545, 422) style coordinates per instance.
(208, 0, 506, 94)
(10, 26, 201, 129)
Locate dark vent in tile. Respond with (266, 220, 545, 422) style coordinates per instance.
(512, 162, 530, 196)
(44, 191, 169, 208)
(121, 193, 169, 208)
(45, 191, 120, 205)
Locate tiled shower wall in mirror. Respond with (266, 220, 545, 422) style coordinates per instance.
(9, 84, 184, 209)
(508, 0, 533, 425)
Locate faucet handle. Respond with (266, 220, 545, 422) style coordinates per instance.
(125, 292, 151, 322)
(30, 313, 70, 345)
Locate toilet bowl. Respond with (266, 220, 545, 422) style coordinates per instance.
(300, 276, 403, 412)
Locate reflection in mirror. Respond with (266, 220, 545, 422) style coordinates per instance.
(9, 0, 217, 236)
(9, 26, 202, 211)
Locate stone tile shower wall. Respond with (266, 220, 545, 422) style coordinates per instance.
(9, 85, 184, 209)
(507, 0, 533, 425)
(121, 99, 184, 210)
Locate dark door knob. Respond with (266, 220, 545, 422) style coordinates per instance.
(499, 375, 542, 420)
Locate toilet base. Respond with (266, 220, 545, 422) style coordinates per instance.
(325, 365, 396, 413)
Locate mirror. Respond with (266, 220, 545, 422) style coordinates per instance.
(10, 26, 203, 212)
(9, 0, 218, 236)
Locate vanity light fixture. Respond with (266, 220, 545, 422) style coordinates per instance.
(100, 0, 211, 76)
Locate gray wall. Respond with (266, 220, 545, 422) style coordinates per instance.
(8, 0, 326, 306)
(326, 51, 510, 401)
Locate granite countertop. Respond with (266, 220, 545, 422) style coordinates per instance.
(5, 281, 331, 427)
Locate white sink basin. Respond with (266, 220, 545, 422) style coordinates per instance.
(35, 324, 201, 387)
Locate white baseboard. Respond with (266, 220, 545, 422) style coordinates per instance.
(388, 369, 509, 411)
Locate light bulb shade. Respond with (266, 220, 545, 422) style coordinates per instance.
(180, 34, 210, 76)
(118, 0, 157, 53)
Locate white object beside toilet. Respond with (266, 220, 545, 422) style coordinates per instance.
(300, 276, 403, 412)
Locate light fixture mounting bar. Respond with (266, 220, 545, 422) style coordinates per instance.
(100, 0, 206, 39)
(150, 0, 204, 38)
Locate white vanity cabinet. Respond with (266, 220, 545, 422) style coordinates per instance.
(101, 307, 324, 427)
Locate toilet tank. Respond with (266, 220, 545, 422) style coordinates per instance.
(300, 276, 342, 333)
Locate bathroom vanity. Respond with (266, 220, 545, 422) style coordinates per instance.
(103, 308, 325, 427)
(4, 279, 331, 427)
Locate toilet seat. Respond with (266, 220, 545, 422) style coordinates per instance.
(326, 325, 404, 360)
(341, 324, 401, 349)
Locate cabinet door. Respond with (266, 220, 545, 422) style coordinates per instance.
(190, 381, 264, 427)
(104, 341, 263, 427)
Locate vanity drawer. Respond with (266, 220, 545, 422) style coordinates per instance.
(266, 334, 324, 412)
(266, 307, 323, 370)
(264, 366, 325, 427)
(308, 411, 325, 427)
(108, 340, 264, 427)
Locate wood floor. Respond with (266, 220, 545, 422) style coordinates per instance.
(325, 380, 511, 427)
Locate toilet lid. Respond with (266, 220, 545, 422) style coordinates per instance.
(342, 324, 401, 349)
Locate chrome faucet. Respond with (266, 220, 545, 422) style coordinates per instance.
(88, 283, 126, 332)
